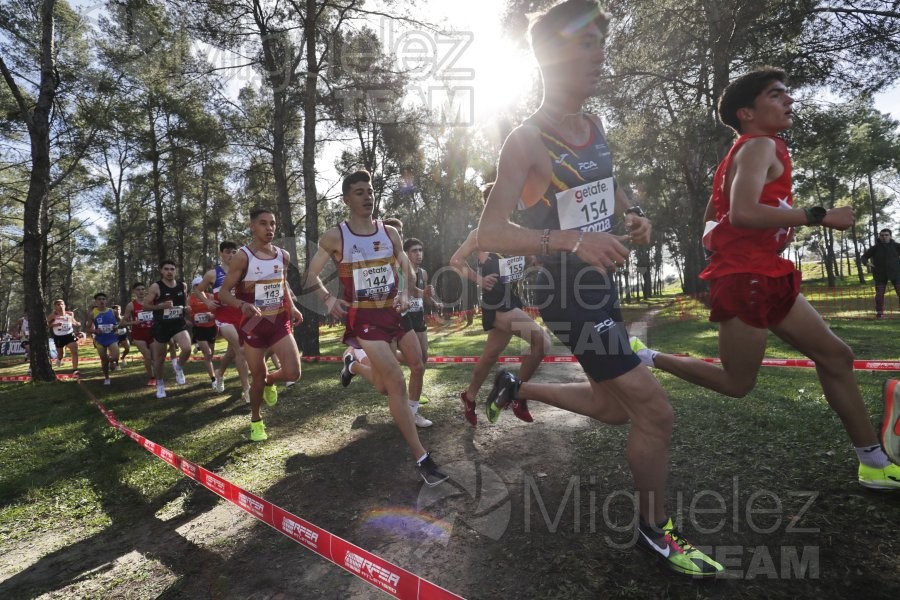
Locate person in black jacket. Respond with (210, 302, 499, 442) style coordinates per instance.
(861, 228, 900, 319)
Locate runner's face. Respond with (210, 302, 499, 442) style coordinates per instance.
(133, 286, 145, 300)
(160, 265, 177, 282)
(95, 297, 107, 309)
(251, 213, 276, 243)
(746, 81, 794, 134)
(54, 301, 65, 313)
(344, 182, 375, 217)
(220, 247, 237, 264)
(553, 21, 606, 97)
(407, 245, 424, 266)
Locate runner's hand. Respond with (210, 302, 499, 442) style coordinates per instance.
(624, 214, 652, 245)
(480, 273, 499, 291)
(325, 296, 348, 319)
(823, 206, 853, 231)
(239, 302, 261, 318)
(394, 292, 410, 314)
(205, 299, 218, 311)
(574, 232, 631, 271)
(291, 307, 304, 325)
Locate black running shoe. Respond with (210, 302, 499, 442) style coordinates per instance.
(417, 452, 449, 487)
(340, 353, 356, 388)
(485, 369, 521, 424)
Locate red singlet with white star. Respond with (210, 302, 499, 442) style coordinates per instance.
(700, 134, 795, 279)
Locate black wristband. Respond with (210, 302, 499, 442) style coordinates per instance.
(803, 206, 826, 226)
(624, 206, 645, 217)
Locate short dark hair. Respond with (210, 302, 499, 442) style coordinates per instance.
(481, 182, 495, 203)
(219, 240, 238, 252)
(403, 238, 423, 252)
(717, 67, 787, 133)
(94, 292, 107, 300)
(160, 259, 176, 269)
(880, 229, 892, 235)
(131, 282, 145, 290)
(342, 169, 372, 197)
(249, 207, 274, 221)
(528, 0, 609, 65)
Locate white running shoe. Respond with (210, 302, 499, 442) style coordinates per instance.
(156, 383, 166, 399)
(103, 378, 111, 386)
(414, 413, 433, 428)
(242, 388, 251, 403)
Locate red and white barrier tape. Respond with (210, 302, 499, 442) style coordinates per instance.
(78, 384, 462, 600)
(0, 373, 79, 382)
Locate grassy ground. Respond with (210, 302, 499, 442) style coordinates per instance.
(1, 312, 899, 599)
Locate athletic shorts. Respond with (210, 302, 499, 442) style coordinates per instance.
(239, 312, 292, 349)
(709, 271, 801, 329)
(343, 306, 405, 345)
(193, 325, 218, 344)
(117, 334, 129, 344)
(152, 320, 187, 344)
(482, 295, 524, 332)
(53, 333, 77, 349)
(131, 327, 153, 344)
(93, 334, 119, 349)
(215, 305, 243, 327)
(535, 263, 639, 383)
(400, 310, 427, 333)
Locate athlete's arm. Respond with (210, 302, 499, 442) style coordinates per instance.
(121, 302, 134, 326)
(182, 283, 192, 320)
(193, 269, 219, 310)
(729, 138, 853, 230)
(141, 283, 170, 311)
(450, 229, 497, 290)
(613, 185, 651, 246)
(703, 196, 716, 223)
(387, 225, 420, 299)
(303, 227, 348, 319)
(478, 125, 630, 271)
(421, 269, 442, 310)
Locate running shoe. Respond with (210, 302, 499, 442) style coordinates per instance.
(414, 413, 433, 428)
(263, 384, 278, 406)
(249, 419, 268, 442)
(340, 352, 356, 388)
(882, 379, 900, 465)
(173, 358, 185, 385)
(214, 374, 225, 393)
(460, 391, 477, 427)
(242, 387, 250, 403)
(485, 369, 520, 424)
(511, 398, 534, 423)
(146, 377, 156, 387)
(858, 462, 900, 490)
(103, 378, 111, 386)
(155, 382, 166, 399)
(629, 336, 656, 368)
(635, 518, 724, 577)
(416, 452, 449, 487)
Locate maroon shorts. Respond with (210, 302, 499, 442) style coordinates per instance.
(131, 326, 153, 344)
(343, 307, 405, 345)
(239, 312, 292, 349)
(709, 271, 801, 329)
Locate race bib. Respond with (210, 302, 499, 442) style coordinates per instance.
(97, 324, 115, 334)
(195, 312, 213, 324)
(254, 282, 284, 308)
(353, 264, 395, 298)
(53, 319, 73, 336)
(409, 297, 424, 312)
(137, 311, 154, 324)
(499, 256, 526, 283)
(116, 327, 127, 336)
(556, 177, 615, 232)
(162, 306, 183, 320)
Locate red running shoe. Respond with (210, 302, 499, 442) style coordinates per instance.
(460, 391, 477, 427)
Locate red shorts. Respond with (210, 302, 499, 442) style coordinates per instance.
(709, 271, 801, 329)
(131, 326, 153, 344)
(239, 312, 292, 349)
(342, 307, 405, 345)
(216, 305, 243, 327)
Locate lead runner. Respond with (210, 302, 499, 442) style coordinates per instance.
(477, 0, 722, 576)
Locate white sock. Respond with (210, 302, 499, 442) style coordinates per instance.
(416, 452, 429, 465)
(856, 444, 891, 468)
(409, 400, 419, 414)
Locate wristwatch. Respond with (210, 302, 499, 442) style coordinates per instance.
(803, 206, 827, 226)
(624, 206, 645, 217)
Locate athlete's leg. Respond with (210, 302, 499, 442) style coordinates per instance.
(172, 330, 192, 367)
(151, 339, 168, 382)
(95, 343, 110, 378)
(346, 349, 388, 394)
(649, 316, 768, 398)
(771, 294, 879, 447)
(217, 324, 249, 390)
(358, 338, 426, 460)
(199, 340, 215, 379)
(265, 333, 301, 385)
(416, 330, 429, 366)
(67, 341, 79, 371)
(498, 308, 551, 382)
(875, 282, 887, 317)
(465, 328, 513, 399)
(399, 331, 425, 404)
(107, 343, 120, 374)
(119, 337, 130, 364)
(243, 345, 268, 422)
(134, 340, 153, 377)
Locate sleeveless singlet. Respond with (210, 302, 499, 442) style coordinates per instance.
(154, 280, 187, 324)
(338, 221, 398, 309)
(234, 246, 288, 318)
(50, 312, 75, 336)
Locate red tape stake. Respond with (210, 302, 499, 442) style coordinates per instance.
(79, 384, 463, 600)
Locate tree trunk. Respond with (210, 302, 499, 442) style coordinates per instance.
(147, 101, 165, 265)
(299, 0, 321, 356)
(852, 229, 866, 284)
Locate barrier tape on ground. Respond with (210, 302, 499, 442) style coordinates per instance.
(0, 373, 79, 382)
(670, 355, 900, 371)
(78, 384, 463, 600)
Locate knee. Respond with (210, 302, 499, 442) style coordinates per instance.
(408, 359, 425, 379)
(283, 365, 301, 382)
(633, 388, 674, 436)
(724, 377, 757, 399)
(816, 339, 855, 371)
(531, 331, 551, 357)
